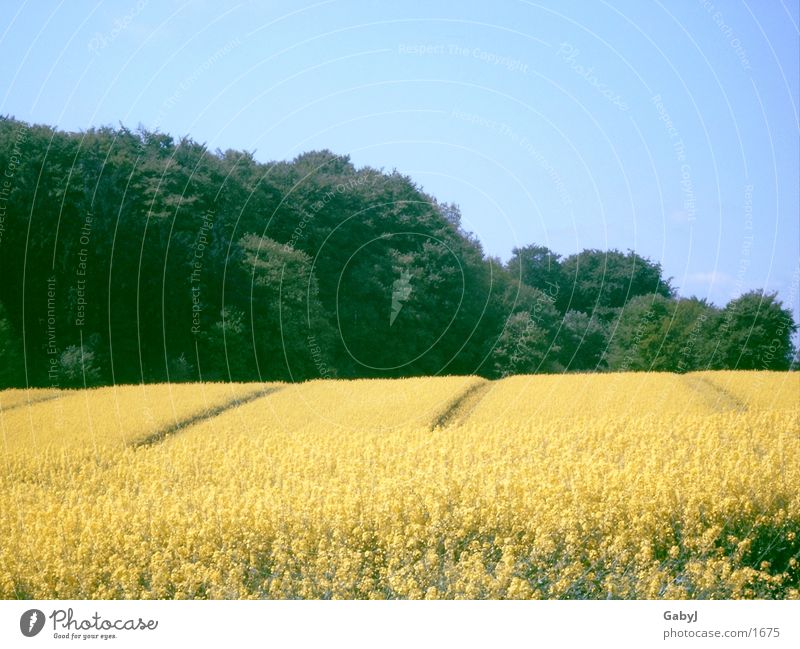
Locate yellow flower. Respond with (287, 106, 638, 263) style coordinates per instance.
(1, 372, 797, 599)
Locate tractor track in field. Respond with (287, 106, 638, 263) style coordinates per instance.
(430, 380, 492, 430)
(133, 386, 282, 448)
(0, 393, 63, 413)
(683, 375, 747, 413)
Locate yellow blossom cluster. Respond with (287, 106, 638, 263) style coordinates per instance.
(469, 372, 717, 421)
(1, 382, 270, 452)
(0, 387, 64, 411)
(0, 372, 797, 599)
(240, 375, 482, 433)
(691, 371, 799, 412)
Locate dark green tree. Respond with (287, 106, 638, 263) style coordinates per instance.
(560, 249, 673, 318)
(0, 303, 24, 387)
(711, 290, 797, 370)
(506, 244, 565, 306)
(488, 282, 562, 376)
(554, 310, 608, 371)
(239, 234, 334, 380)
(490, 311, 559, 377)
(605, 295, 719, 372)
(0, 115, 795, 386)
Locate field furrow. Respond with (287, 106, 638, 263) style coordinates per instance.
(692, 371, 800, 412)
(682, 375, 747, 412)
(0, 388, 65, 412)
(430, 380, 491, 430)
(133, 386, 281, 447)
(0, 382, 272, 452)
(1, 372, 798, 600)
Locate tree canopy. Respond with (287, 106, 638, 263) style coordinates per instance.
(0, 116, 795, 387)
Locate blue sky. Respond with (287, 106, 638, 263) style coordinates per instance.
(1, 0, 798, 317)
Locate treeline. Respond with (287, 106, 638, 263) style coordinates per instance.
(0, 116, 796, 387)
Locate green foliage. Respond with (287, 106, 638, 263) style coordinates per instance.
(711, 291, 797, 370)
(554, 310, 608, 371)
(605, 295, 719, 372)
(0, 302, 24, 386)
(489, 283, 562, 377)
(58, 344, 102, 387)
(506, 244, 565, 299)
(168, 353, 195, 382)
(560, 249, 674, 316)
(203, 307, 253, 381)
(491, 311, 558, 377)
(236, 234, 334, 381)
(0, 116, 794, 386)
